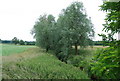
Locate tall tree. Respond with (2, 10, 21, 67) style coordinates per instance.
(33, 14, 55, 52)
(57, 2, 94, 55)
(32, 1, 94, 57)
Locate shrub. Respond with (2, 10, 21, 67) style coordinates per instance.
(90, 47, 120, 79)
(67, 55, 85, 67)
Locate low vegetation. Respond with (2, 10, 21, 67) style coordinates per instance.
(2, 46, 89, 79)
(2, 44, 35, 56)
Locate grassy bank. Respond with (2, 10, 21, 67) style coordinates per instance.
(2, 45, 89, 79)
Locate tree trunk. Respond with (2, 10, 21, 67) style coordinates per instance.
(46, 47, 49, 52)
(75, 44, 78, 55)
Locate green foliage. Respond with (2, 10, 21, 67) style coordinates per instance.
(12, 37, 19, 45)
(98, 34, 107, 41)
(2, 48, 89, 79)
(67, 55, 88, 67)
(100, 1, 120, 34)
(24, 41, 36, 45)
(31, 2, 95, 79)
(66, 48, 95, 73)
(19, 40, 25, 45)
(99, 1, 120, 47)
(90, 47, 120, 79)
(56, 1, 94, 55)
(32, 1, 94, 59)
(94, 41, 103, 45)
(1, 44, 35, 56)
(33, 14, 55, 52)
(89, 2, 120, 79)
(98, 34, 110, 46)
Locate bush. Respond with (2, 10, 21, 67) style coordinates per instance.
(67, 55, 87, 67)
(89, 47, 120, 79)
(67, 55, 90, 72)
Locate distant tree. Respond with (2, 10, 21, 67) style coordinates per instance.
(0, 39, 1, 43)
(19, 40, 25, 45)
(12, 37, 19, 45)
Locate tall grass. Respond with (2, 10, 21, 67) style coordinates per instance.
(2, 46, 89, 79)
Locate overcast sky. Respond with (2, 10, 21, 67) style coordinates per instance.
(0, 0, 108, 41)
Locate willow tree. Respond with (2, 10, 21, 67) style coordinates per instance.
(57, 2, 94, 55)
(33, 14, 55, 52)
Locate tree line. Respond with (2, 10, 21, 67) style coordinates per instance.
(11, 37, 35, 45)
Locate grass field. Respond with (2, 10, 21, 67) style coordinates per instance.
(2, 44, 89, 79)
(1, 44, 35, 56)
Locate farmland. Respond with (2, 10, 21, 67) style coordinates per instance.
(2, 44, 90, 79)
(1, 44, 35, 56)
